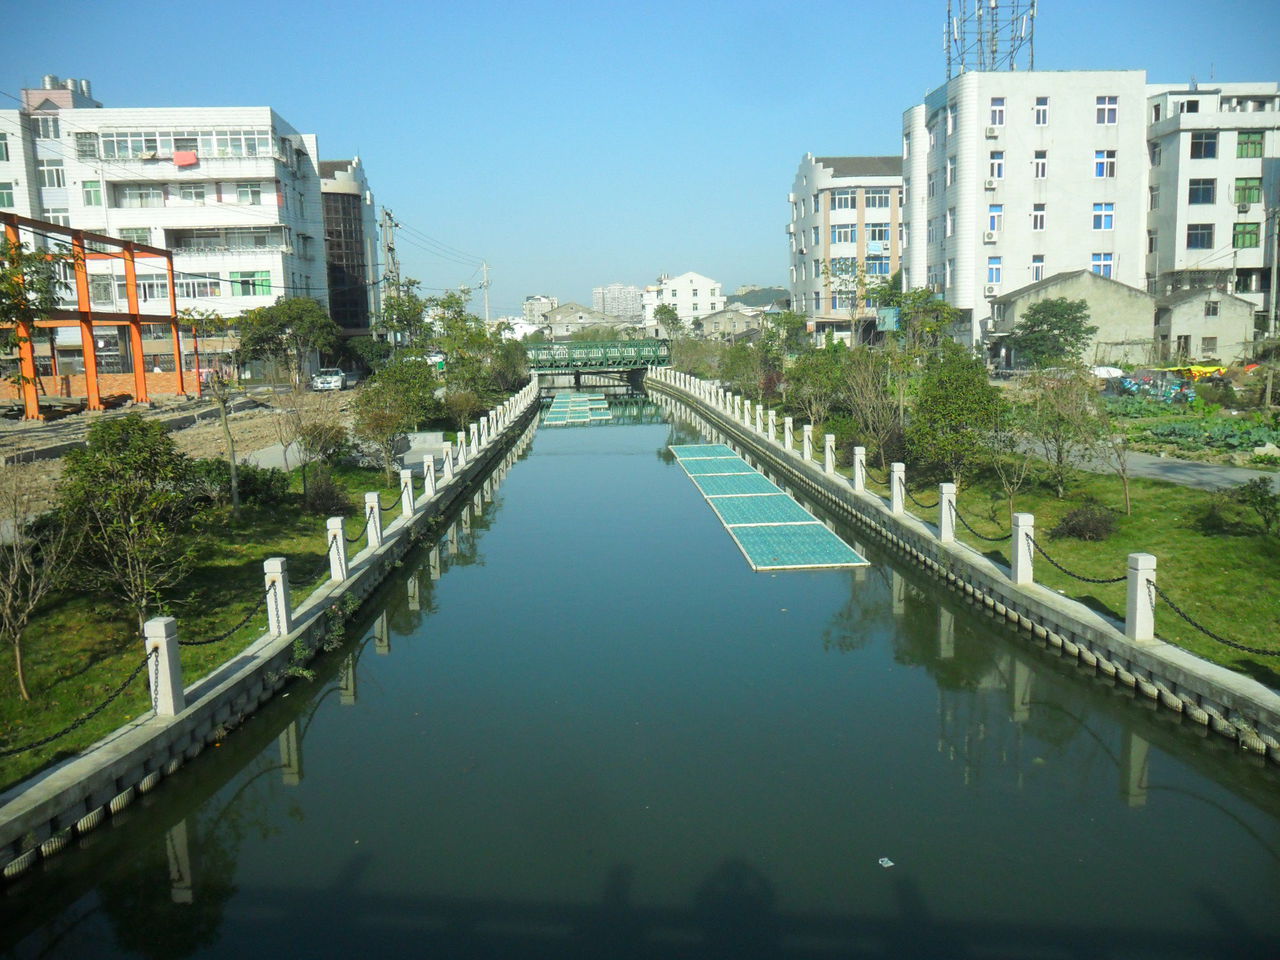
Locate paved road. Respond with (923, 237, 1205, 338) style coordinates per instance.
(1079, 449, 1280, 493)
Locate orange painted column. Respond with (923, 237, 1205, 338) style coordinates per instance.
(4, 220, 42, 420)
(189, 323, 203, 398)
(122, 245, 150, 403)
(71, 232, 102, 411)
(166, 255, 187, 396)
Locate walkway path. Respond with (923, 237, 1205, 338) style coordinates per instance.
(1077, 448, 1280, 493)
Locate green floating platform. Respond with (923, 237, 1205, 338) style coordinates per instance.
(544, 391, 613, 427)
(670, 443, 868, 572)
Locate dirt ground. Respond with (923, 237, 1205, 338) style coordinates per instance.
(1, 391, 352, 512)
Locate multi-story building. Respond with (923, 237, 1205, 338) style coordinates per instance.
(787, 154, 903, 342)
(640, 272, 724, 324)
(902, 70, 1149, 346)
(592, 282, 643, 322)
(320, 157, 379, 337)
(522, 294, 558, 324)
(1144, 82, 1279, 334)
(0, 75, 325, 350)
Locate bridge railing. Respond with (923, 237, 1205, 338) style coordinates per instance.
(525, 339, 670, 369)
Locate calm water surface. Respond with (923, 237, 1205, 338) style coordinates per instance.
(4, 405, 1279, 959)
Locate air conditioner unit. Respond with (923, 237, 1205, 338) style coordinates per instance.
(984, 284, 998, 297)
(985, 126, 999, 138)
(788, 192, 797, 203)
(786, 223, 795, 234)
(984, 178, 998, 190)
(139, 151, 157, 160)
(1237, 202, 1251, 213)
(983, 230, 998, 243)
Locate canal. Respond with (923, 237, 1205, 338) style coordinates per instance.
(3, 401, 1279, 958)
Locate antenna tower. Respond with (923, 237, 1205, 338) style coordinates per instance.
(945, 0, 1037, 78)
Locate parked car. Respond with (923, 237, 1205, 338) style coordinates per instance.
(310, 368, 346, 391)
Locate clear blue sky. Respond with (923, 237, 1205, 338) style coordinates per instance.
(10, 0, 1278, 317)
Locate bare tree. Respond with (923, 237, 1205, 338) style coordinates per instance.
(0, 464, 81, 700)
(183, 309, 243, 516)
(984, 394, 1038, 524)
(1023, 367, 1101, 499)
(837, 346, 903, 468)
(1090, 398, 1134, 515)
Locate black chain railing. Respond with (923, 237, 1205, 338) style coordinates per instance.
(906, 488, 939, 510)
(344, 510, 373, 545)
(1150, 582, 1280, 657)
(950, 502, 1013, 542)
(295, 536, 339, 590)
(0, 652, 154, 759)
(376, 491, 398, 512)
(178, 582, 275, 647)
(864, 464, 890, 486)
(1025, 534, 1127, 585)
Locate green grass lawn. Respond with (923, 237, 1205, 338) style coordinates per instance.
(0, 465, 401, 791)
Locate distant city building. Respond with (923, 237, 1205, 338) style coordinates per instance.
(641, 272, 725, 324)
(592, 282, 643, 321)
(522, 294, 558, 324)
(320, 157, 379, 336)
(540, 302, 617, 338)
(1144, 81, 1280, 333)
(788, 154, 903, 342)
(699, 306, 763, 340)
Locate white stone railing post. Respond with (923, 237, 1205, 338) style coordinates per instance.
(327, 517, 348, 581)
(264, 557, 293, 637)
(890, 463, 905, 514)
(803, 425, 814, 462)
(824, 434, 836, 474)
(399, 468, 416, 519)
(469, 422, 480, 453)
(457, 433, 469, 468)
(768, 410, 777, 442)
(441, 442, 455, 481)
(784, 417, 794, 452)
(1126, 553, 1157, 642)
(755, 406, 763, 434)
(938, 483, 956, 543)
(364, 493, 384, 549)
(852, 447, 866, 492)
(144, 617, 184, 717)
(743, 399, 752, 427)
(733, 396, 742, 421)
(1012, 513, 1035, 585)
(422, 455, 437, 499)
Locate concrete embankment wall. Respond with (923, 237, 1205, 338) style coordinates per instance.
(647, 370, 1280, 764)
(0, 381, 541, 882)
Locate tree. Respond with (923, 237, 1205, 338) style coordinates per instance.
(237, 297, 341, 385)
(906, 344, 1000, 483)
(373, 356, 443, 426)
(183, 308, 243, 516)
(721, 342, 769, 402)
(983, 396, 1038, 524)
(836, 346, 903, 468)
(1006, 297, 1098, 368)
(1022, 367, 1101, 498)
(654, 304, 684, 339)
(381, 279, 432, 347)
(344, 335, 393, 372)
(443, 388, 485, 434)
(351, 381, 417, 484)
(0, 465, 81, 700)
(59, 414, 205, 635)
(787, 346, 846, 426)
(2, 238, 76, 400)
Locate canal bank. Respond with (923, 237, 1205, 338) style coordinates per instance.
(645, 369, 1280, 764)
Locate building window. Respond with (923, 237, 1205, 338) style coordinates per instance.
(82, 180, 102, 206)
(867, 223, 890, 244)
(1203, 302, 1219, 320)
(36, 159, 65, 188)
(866, 188, 890, 209)
(928, 125, 937, 150)
(989, 151, 1004, 179)
(1096, 95, 1117, 124)
(927, 219, 936, 244)
(75, 132, 98, 159)
(118, 227, 150, 245)
(1201, 336, 1217, 354)
(1031, 254, 1045, 281)
(1190, 132, 1217, 159)
(1237, 130, 1264, 158)
(32, 115, 59, 139)
(1094, 149, 1116, 177)
(1187, 178, 1216, 204)
(865, 255, 890, 275)
(44, 208, 69, 227)
(927, 172, 936, 198)
(945, 155, 956, 186)
(237, 182, 262, 205)
(0, 133, 7, 161)
(1175, 335, 1191, 356)
(179, 184, 206, 203)
(830, 257, 857, 276)
(1147, 230, 1157, 254)
(175, 272, 222, 298)
(945, 208, 955, 237)
(831, 222, 855, 244)
(1149, 141, 1161, 166)
(1034, 96, 1049, 125)
(946, 103, 957, 135)
(1092, 202, 1115, 231)
(0, 182, 13, 207)
(1233, 222, 1260, 249)
(807, 226, 816, 246)
(833, 189, 855, 209)
(987, 204, 1003, 232)
(117, 184, 164, 208)
(902, 134, 910, 159)
(945, 258, 955, 288)
(1149, 185, 1159, 211)
(1235, 177, 1262, 204)
(115, 275, 168, 301)
(230, 271, 272, 296)
(1031, 203, 1045, 231)
(812, 193, 819, 213)
(1179, 99, 1200, 114)
(800, 198, 807, 216)
(1033, 149, 1047, 178)
(990, 97, 1006, 125)
(1091, 253, 1113, 278)
(692, 289, 699, 297)
(987, 256, 1002, 284)
(812, 292, 822, 312)
(1186, 224, 1214, 249)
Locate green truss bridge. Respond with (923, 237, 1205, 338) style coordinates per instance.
(524, 340, 670, 374)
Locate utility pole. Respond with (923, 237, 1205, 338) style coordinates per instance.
(379, 208, 400, 345)
(480, 260, 490, 325)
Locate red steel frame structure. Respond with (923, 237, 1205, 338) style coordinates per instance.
(3, 212, 201, 420)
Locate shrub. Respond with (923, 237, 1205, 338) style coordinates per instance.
(1195, 382, 1237, 408)
(1231, 478, 1279, 534)
(190, 459, 290, 506)
(302, 464, 354, 516)
(1050, 504, 1116, 541)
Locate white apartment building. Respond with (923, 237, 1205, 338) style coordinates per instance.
(1145, 82, 1279, 333)
(640, 272, 725, 324)
(592, 282, 643, 322)
(522, 294, 558, 324)
(0, 76, 325, 332)
(902, 70, 1149, 345)
(787, 154, 903, 342)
